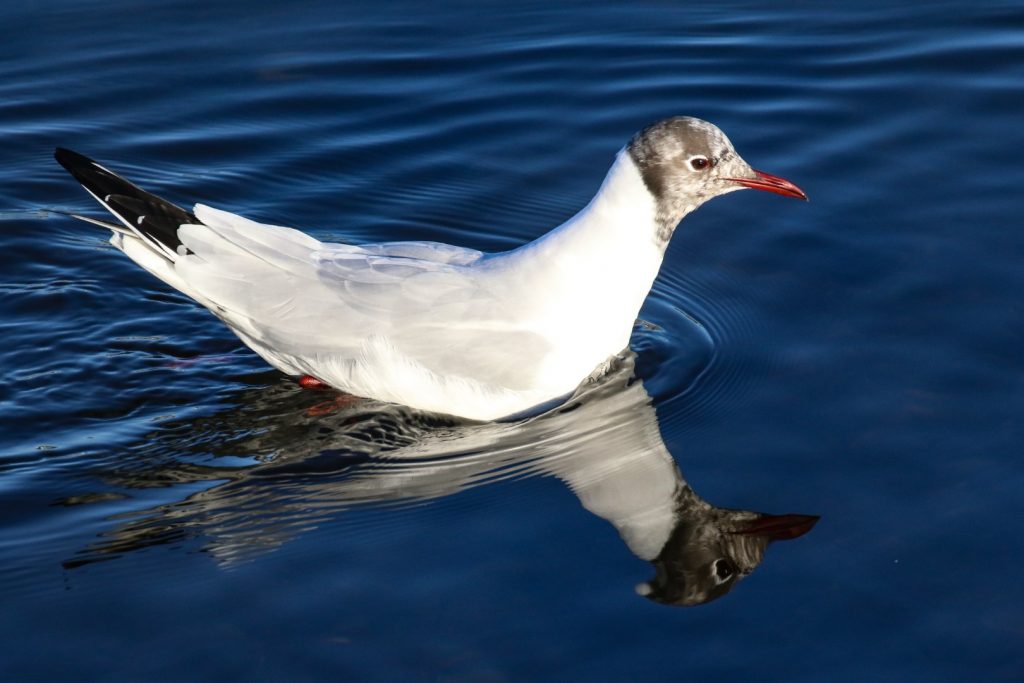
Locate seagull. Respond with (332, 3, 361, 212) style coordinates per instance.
(55, 116, 806, 421)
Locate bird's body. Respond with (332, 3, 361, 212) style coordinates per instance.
(55, 117, 805, 420)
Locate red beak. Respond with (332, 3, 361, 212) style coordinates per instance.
(727, 169, 808, 200)
(730, 513, 819, 541)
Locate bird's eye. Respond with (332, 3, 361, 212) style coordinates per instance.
(713, 559, 735, 580)
(690, 156, 712, 171)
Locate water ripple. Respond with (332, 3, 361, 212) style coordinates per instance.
(4, 1, 1022, 676)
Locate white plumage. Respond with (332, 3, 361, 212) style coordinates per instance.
(56, 117, 805, 420)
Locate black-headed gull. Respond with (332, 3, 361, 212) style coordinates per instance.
(55, 116, 805, 420)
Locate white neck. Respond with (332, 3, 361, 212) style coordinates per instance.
(496, 151, 667, 386)
(524, 148, 664, 267)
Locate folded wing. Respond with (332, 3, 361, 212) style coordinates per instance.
(174, 206, 552, 411)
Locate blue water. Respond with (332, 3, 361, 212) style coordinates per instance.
(3, 1, 1023, 680)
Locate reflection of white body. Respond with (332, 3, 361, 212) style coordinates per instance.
(78, 355, 815, 605)
(57, 117, 804, 420)
(522, 374, 682, 562)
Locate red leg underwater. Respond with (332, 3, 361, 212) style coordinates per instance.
(298, 375, 329, 390)
(298, 375, 361, 415)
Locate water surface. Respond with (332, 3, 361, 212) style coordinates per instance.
(2, 1, 1023, 680)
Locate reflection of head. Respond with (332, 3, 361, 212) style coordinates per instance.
(637, 507, 818, 606)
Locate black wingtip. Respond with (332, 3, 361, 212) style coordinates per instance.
(53, 147, 194, 254)
(54, 147, 104, 189)
(54, 146, 90, 169)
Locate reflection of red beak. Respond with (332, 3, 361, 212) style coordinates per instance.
(731, 513, 819, 541)
(727, 169, 808, 200)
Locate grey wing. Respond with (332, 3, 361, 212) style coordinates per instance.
(357, 239, 486, 266)
(313, 244, 552, 390)
(173, 205, 550, 389)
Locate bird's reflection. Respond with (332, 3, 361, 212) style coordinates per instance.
(67, 353, 817, 606)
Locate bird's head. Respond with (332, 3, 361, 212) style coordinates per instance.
(626, 116, 807, 243)
(636, 507, 819, 607)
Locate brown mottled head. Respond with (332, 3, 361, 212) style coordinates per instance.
(626, 116, 806, 243)
(635, 504, 819, 607)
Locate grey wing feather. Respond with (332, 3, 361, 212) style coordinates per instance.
(174, 205, 549, 391)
